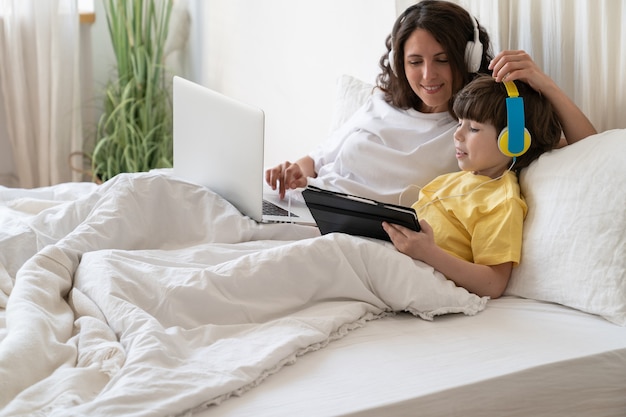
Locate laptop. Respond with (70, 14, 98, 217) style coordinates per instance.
(172, 76, 315, 225)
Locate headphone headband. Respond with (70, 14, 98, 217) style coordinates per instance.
(503, 81, 520, 98)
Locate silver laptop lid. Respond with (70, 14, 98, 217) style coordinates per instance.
(173, 76, 265, 222)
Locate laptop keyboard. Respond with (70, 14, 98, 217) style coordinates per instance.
(262, 200, 299, 218)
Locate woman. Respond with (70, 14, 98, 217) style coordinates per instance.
(265, 0, 595, 205)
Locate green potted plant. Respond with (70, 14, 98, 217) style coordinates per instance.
(91, 0, 174, 182)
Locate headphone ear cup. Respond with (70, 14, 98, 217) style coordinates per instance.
(465, 16, 483, 73)
(465, 40, 483, 73)
(389, 49, 397, 76)
(498, 128, 532, 157)
(498, 128, 510, 156)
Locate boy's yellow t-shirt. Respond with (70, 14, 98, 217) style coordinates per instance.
(412, 170, 527, 266)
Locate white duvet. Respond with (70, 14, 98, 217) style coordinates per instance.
(0, 172, 487, 417)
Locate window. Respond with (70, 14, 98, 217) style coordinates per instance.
(79, 0, 94, 24)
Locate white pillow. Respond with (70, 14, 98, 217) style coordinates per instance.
(328, 74, 374, 133)
(506, 129, 626, 325)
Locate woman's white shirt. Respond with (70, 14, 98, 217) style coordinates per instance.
(307, 90, 459, 205)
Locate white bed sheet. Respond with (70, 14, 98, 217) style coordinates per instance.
(200, 296, 626, 417)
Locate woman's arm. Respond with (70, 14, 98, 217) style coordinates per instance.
(265, 155, 316, 199)
(489, 50, 597, 145)
(382, 220, 512, 299)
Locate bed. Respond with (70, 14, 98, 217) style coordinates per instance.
(0, 76, 625, 417)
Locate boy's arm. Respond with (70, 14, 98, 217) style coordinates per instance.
(382, 220, 512, 299)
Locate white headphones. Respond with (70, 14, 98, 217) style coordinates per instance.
(464, 16, 483, 73)
(389, 12, 483, 76)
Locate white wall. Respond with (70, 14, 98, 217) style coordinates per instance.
(200, 0, 397, 168)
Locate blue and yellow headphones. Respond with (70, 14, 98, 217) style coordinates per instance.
(498, 81, 532, 157)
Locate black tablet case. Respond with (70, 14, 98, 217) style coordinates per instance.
(302, 185, 420, 242)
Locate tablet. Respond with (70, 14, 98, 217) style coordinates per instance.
(302, 186, 420, 242)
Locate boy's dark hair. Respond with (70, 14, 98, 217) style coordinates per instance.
(377, 0, 493, 112)
(452, 75, 562, 170)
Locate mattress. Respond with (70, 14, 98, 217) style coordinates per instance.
(199, 296, 626, 417)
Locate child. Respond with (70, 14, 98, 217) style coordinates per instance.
(383, 75, 562, 299)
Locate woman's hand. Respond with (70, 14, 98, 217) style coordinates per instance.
(489, 50, 553, 94)
(265, 156, 315, 199)
(489, 50, 596, 145)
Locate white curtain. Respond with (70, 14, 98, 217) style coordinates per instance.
(395, 0, 626, 132)
(0, 0, 83, 188)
